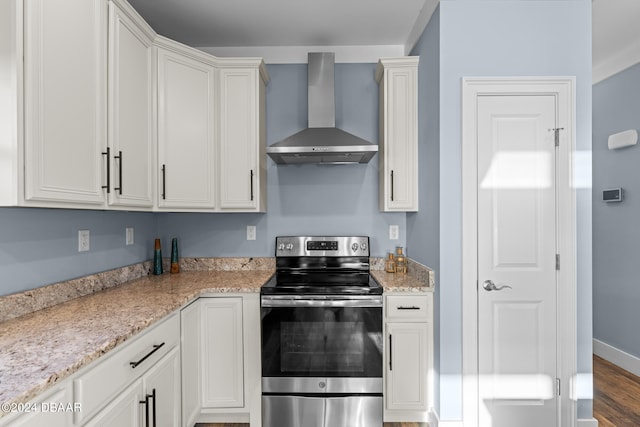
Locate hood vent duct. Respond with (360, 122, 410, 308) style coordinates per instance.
(266, 52, 378, 165)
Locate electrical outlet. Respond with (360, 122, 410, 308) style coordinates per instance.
(247, 225, 256, 241)
(389, 225, 399, 240)
(78, 230, 90, 252)
(125, 227, 134, 246)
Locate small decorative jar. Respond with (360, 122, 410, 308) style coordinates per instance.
(385, 252, 396, 273)
(394, 246, 407, 274)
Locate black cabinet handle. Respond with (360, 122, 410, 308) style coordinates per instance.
(102, 147, 110, 193)
(114, 150, 123, 195)
(139, 388, 156, 427)
(397, 306, 421, 310)
(139, 393, 150, 427)
(250, 169, 254, 201)
(150, 388, 156, 427)
(161, 165, 166, 200)
(389, 334, 393, 371)
(130, 342, 165, 369)
(390, 170, 394, 201)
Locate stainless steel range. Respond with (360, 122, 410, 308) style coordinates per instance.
(261, 236, 383, 427)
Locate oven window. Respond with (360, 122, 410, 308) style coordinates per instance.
(262, 306, 382, 378)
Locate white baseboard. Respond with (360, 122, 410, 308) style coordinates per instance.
(593, 338, 640, 378)
(577, 418, 599, 427)
(428, 411, 463, 427)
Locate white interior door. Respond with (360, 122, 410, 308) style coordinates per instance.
(477, 94, 558, 427)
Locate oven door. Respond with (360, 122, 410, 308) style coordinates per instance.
(261, 295, 382, 386)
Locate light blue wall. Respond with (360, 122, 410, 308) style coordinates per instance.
(1, 64, 405, 295)
(438, 0, 592, 420)
(157, 63, 407, 258)
(408, 5, 441, 415)
(593, 62, 640, 358)
(0, 208, 156, 296)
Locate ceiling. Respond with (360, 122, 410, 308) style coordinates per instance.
(128, 0, 640, 81)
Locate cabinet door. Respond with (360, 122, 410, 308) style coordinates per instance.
(23, 0, 107, 205)
(6, 385, 72, 427)
(157, 48, 215, 209)
(386, 322, 428, 411)
(377, 59, 418, 212)
(143, 346, 181, 427)
(84, 380, 143, 427)
(108, 2, 154, 208)
(180, 300, 201, 427)
(218, 68, 262, 210)
(201, 297, 244, 408)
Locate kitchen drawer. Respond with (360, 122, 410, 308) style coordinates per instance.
(385, 295, 431, 320)
(73, 313, 180, 424)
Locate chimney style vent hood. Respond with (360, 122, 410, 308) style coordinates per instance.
(266, 52, 378, 165)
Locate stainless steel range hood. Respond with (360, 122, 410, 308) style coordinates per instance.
(266, 52, 378, 165)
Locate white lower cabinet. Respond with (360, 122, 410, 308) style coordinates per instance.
(75, 314, 180, 426)
(0, 384, 74, 427)
(384, 293, 433, 422)
(86, 346, 180, 427)
(181, 294, 261, 426)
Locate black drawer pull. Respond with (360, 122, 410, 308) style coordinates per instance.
(397, 306, 421, 310)
(130, 342, 165, 368)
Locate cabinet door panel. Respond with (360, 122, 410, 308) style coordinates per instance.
(84, 380, 143, 427)
(386, 322, 428, 411)
(7, 386, 72, 427)
(201, 297, 244, 408)
(23, 0, 106, 204)
(157, 49, 215, 209)
(377, 58, 418, 212)
(219, 68, 257, 209)
(143, 347, 181, 427)
(108, 3, 154, 207)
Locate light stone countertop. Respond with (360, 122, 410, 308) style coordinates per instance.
(0, 258, 433, 415)
(0, 270, 273, 414)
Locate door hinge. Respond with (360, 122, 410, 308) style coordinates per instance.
(556, 254, 560, 270)
(556, 378, 561, 396)
(550, 127, 564, 147)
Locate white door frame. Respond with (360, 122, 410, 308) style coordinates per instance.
(461, 77, 577, 427)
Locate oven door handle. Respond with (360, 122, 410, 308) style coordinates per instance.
(261, 296, 382, 308)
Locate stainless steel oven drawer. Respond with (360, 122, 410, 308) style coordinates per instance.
(262, 395, 382, 427)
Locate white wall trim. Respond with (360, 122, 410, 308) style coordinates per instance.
(593, 338, 640, 378)
(577, 419, 599, 427)
(196, 45, 405, 64)
(593, 40, 640, 84)
(404, 0, 439, 55)
(461, 77, 577, 427)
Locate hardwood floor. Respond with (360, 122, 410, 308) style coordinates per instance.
(594, 355, 640, 427)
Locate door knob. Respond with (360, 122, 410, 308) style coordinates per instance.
(483, 280, 512, 292)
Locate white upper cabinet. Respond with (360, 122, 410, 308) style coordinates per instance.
(376, 57, 419, 212)
(107, 0, 155, 209)
(0, 0, 268, 211)
(23, 0, 107, 205)
(218, 62, 269, 211)
(156, 41, 216, 210)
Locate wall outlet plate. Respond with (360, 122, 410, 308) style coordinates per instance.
(126, 227, 134, 245)
(78, 230, 90, 252)
(389, 225, 399, 240)
(247, 225, 257, 241)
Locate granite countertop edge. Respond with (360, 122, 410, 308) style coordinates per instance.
(0, 257, 433, 413)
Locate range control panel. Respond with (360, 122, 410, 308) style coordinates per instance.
(275, 236, 370, 257)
